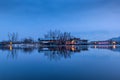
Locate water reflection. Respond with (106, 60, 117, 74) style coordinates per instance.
(91, 45, 120, 52)
(0, 45, 88, 60)
(1, 45, 120, 60)
(38, 45, 88, 60)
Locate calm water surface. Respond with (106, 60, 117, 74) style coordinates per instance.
(0, 45, 120, 80)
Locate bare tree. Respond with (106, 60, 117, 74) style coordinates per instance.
(8, 32, 18, 42)
(43, 30, 75, 44)
(44, 30, 61, 40)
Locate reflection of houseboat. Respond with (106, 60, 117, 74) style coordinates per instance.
(91, 45, 120, 53)
(91, 45, 114, 49)
(39, 45, 88, 52)
(38, 45, 89, 60)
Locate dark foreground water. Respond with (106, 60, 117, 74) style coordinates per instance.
(0, 45, 120, 80)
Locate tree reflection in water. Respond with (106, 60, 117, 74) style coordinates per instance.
(0, 45, 88, 60)
(38, 45, 88, 61)
(0, 47, 18, 59)
(1, 45, 120, 60)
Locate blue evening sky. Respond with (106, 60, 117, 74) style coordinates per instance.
(0, 0, 120, 41)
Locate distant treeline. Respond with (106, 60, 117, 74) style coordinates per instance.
(0, 30, 77, 44)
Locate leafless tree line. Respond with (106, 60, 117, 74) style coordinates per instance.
(6, 30, 75, 44)
(7, 33, 34, 43)
(44, 30, 74, 40)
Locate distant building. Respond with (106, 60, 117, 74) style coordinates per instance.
(66, 38, 88, 45)
(39, 38, 88, 45)
(91, 40, 117, 45)
(39, 40, 59, 45)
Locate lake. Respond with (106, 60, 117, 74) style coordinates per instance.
(0, 45, 120, 80)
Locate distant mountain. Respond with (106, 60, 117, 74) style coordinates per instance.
(109, 36, 120, 42)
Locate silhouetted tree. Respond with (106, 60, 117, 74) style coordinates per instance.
(8, 32, 18, 42)
(43, 30, 74, 41)
(23, 37, 34, 43)
(44, 30, 61, 40)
